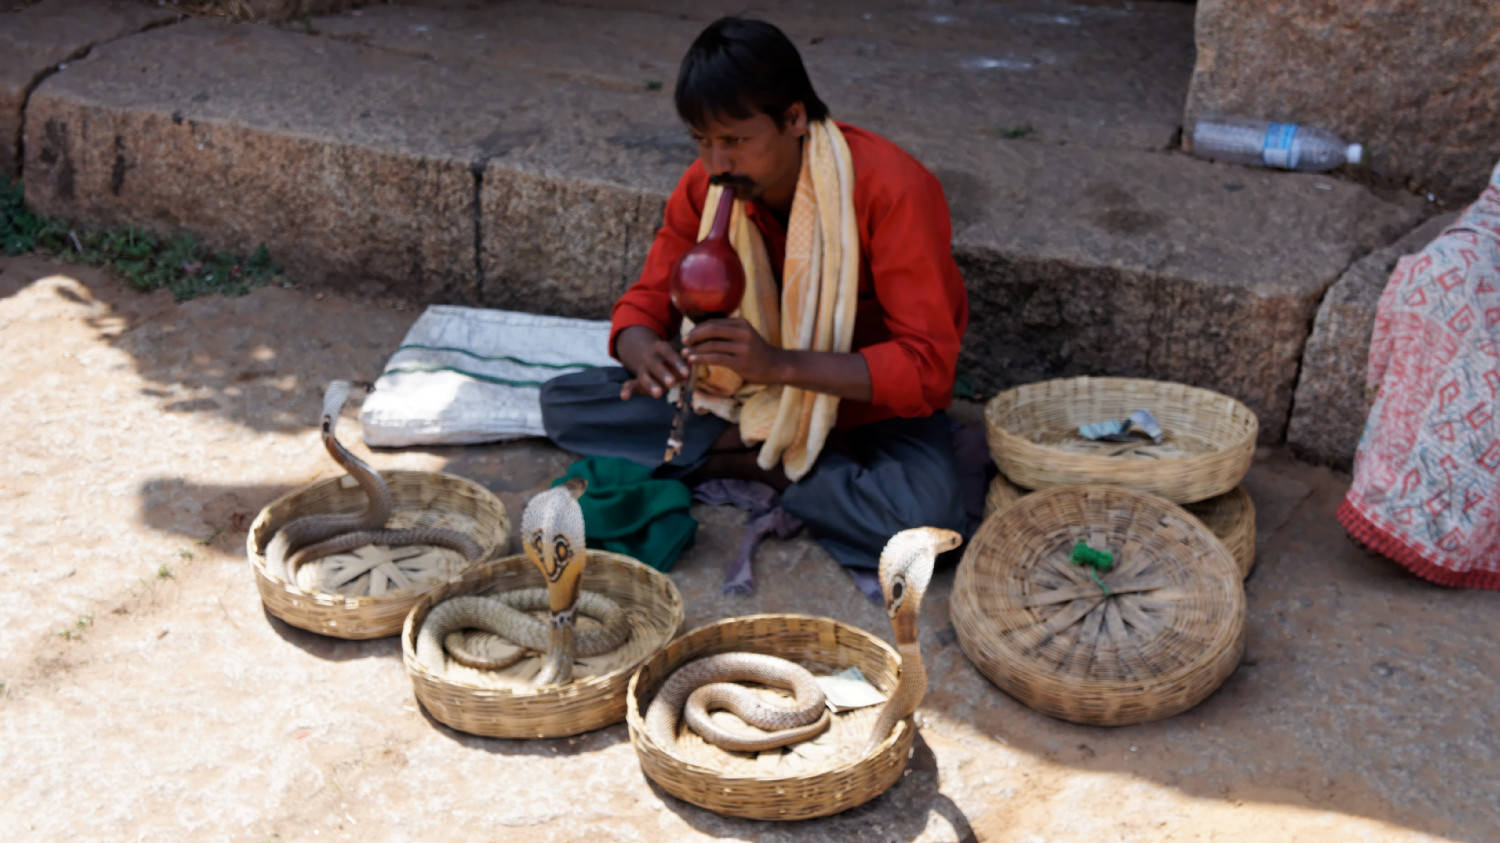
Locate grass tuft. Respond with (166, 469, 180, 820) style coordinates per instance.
(1, 176, 282, 301)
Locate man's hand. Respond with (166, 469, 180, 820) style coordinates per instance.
(616, 325, 690, 400)
(686, 317, 874, 402)
(682, 317, 786, 384)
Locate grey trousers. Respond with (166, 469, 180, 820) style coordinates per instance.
(539, 367, 966, 570)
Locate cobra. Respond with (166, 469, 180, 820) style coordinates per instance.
(864, 526, 961, 754)
(415, 480, 629, 686)
(644, 652, 831, 753)
(264, 380, 482, 583)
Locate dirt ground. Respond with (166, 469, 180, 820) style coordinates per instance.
(0, 254, 1496, 842)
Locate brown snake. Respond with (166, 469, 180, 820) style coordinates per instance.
(264, 380, 482, 583)
(863, 526, 961, 754)
(645, 652, 831, 753)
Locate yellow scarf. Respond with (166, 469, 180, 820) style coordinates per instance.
(685, 119, 858, 482)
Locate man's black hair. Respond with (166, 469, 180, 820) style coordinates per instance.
(674, 17, 830, 130)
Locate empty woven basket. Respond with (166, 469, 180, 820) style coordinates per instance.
(626, 614, 912, 821)
(952, 485, 1246, 726)
(985, 377, 1258, 503)
(247, 469, 509, 639)
(403, 550, 682, 739)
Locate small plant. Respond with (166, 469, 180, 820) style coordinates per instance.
(177, 548, 194, 561)
(997, 123, 1035, 140)
(58, 613, 93, 640)
(157, 564, 174, 580)
(0, 176, 282, 301)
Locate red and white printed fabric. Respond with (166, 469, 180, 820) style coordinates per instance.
(1338, 160, 1500, 590)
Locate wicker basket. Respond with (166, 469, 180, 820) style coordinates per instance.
(985, 377, 1258, 503)
(951, 485, 1246, 726)
(403, 550, 683, 738)
(247, 470, 509, 639)
(983, 473, 1028, 520)
(626, 614, 912, 821)
(1184, 485, 1256, 578)
(983, 476, 1257, 580)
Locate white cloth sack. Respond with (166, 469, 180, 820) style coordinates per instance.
(359, 305, 614, 447)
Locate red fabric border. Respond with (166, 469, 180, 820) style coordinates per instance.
(1337, 496, 1500, 591)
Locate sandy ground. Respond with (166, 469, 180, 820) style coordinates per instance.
(0, 254, 1495, 842)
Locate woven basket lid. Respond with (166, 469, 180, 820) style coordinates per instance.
(952, 484, 1246, 726)
(984, 476, 1257, 579)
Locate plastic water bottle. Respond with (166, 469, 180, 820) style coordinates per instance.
(1191, 117, 1363, 172)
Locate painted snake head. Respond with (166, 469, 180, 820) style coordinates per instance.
(521, 478, 589, 686)
(522, 478, 588, 614)
(878, 527, 961, 645)
(865, 526, 962, 755)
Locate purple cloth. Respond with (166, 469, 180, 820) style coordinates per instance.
(692, 479, 804, 594)
(848, 568, 883, 603)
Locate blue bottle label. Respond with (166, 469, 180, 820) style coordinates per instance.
(1262, 122, 1300, 169)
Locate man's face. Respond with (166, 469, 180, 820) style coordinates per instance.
(689, 104, 807, 213)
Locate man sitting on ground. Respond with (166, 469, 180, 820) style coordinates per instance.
(541, 16, 970, 572)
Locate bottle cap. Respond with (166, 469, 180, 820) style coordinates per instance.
(1346, 143, 1364, 166)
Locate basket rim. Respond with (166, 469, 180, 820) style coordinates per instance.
(986, 375, 1259, 451)
(246, 468, 507, 607)
(984, 376, 1258, 503)
(401, 550, 685, 702)
(624, 612, 907, 783)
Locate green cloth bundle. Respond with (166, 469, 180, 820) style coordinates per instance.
(551, 456, 697, 572)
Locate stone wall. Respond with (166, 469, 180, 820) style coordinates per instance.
(1184, 0, 1500, 205)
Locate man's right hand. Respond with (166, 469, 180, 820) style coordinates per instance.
(616, 325, 691, 401)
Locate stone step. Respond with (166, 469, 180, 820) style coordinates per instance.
(1287, 212, 1458, 469)
(9, 0, 1429, 442)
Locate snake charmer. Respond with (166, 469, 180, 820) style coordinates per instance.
(540, 16, 971, 572)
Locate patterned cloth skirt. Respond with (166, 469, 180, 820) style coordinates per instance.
(1338, 159, 1500, 589)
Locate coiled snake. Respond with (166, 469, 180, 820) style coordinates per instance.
(264, 380, 482, 583)
(645, 652, 831, 753)
(643, 526, 959, 755)
(415, 480, 631, 686)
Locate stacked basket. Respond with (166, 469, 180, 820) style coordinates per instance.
(954, 376, 1259, 725)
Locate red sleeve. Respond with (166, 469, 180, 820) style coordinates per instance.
(856, 164, 969, 418)
(608, 165, 709, 359)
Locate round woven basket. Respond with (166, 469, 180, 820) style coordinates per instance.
(626, 614, 912, 821)
(985, 377, 1258, 503)
(247, 469, 509, 639)
(1184, 485, 1256, 578)
(983, 473, 1028, 520)
(951, 485, 1246, 726)
(403, 550, 683, 739)
(983, 476, 1257, 580)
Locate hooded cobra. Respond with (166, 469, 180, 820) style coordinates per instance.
(264, 380, 483, 583)
(863, 526, 962, 754)
(415, 480, 630, 686)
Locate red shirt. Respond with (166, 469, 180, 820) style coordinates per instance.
(610, 122, 969, 428)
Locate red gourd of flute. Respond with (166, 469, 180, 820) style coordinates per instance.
(663, 185, 746, 462)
